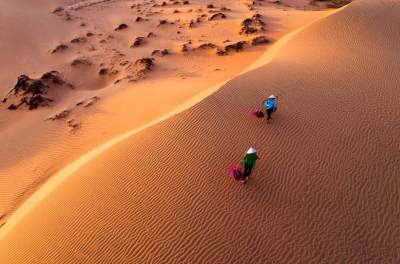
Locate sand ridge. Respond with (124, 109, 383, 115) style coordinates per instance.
(1, 0, 399, 263)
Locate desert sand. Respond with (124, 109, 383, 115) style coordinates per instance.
(0, 0, 330, 227)
(1, 0, 400, 263)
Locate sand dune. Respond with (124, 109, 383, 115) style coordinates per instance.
(1, 0, 400, 263)
(0, 0, 329, 226)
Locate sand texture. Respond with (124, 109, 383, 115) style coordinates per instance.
(1, 0, 400, 263)
(0, 0, 329, 223)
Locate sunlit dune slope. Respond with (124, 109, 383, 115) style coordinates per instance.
(0, 0, 329, 221)
(1, 0, 400, 263)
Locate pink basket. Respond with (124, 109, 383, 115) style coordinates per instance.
(229, 165, 243, 180)
(250, 109, 264, 118)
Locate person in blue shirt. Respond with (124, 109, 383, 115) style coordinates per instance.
(263, 94, 278, 121)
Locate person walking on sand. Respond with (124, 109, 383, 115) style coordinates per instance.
(241, 147, 259, 182)
(263, 95, 278, 121)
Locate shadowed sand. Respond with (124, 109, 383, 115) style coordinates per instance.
(1, 0, 400, 263)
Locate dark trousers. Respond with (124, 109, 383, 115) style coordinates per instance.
(266, 108, 273, 120)
(243, 164, 253, 178)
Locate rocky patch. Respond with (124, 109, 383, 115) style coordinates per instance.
(181, 40, 192, 52)
(46, 109, 71, 121)
(158, 19, 174, 26)
(323, 0, 352, 8)
(240, 14, 265, 34)
(67, 119, 81, 132)
(196, 43, 217, 50)
(151, 49, 170, 56)
(83, 96, 100, 107)
(224, 41, 247, 52)
(126, 58, 155, 82)
(3, 71, 69, 110)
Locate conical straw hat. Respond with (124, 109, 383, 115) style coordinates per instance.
(247, 147, 257, 154)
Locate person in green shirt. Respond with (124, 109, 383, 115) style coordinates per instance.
(241, 147, 260, 182)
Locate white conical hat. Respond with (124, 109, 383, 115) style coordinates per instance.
(247, 147, 257, 154)
(268, 94, 276, 99)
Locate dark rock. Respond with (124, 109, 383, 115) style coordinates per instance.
(115, 23, 128, 31)
(84, 96, 100, 107)
(12, 75, 46, 95)
(197, 43, 217, 49)
(216, 49, 227, 56)
(134, 58, 154, 72)
(67, 119, 81, 131)
(86, 32, 94, 37)
(131, 37, 146, 47)
(48, 109, 70, 120)
(25, 94, 53, 110)
(99, 68, 108, 75)
(209, 12, 226, 20)
(3, 72, 70, 110)
(240, 14, 265, 34)
(207, 4, 215, 8)
(70, 37, 87, 44)
(41, 71, 65, 85)
(159, 19, 168, 25)
(8, 104, 17, 110)
(71, 57, 92, 66)
(126, 58, 155, 82)
(220, 6, 231, 11)
(51, 44, 69, 54)
(225, 41, 247, 52)
(181, 43, 190, 52)
(251, 36, 270, 45)
(183, 0, 189, 4)
(136, 16, 144, 22)
(326, 0, 352, 8)
(52, 6, 64, 13)
(151, 49, 170, 56)
(147, 32, 156, 38)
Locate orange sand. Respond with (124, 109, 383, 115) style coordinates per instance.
(0, 0, 329, 224)
(1, 0, 400, 263)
